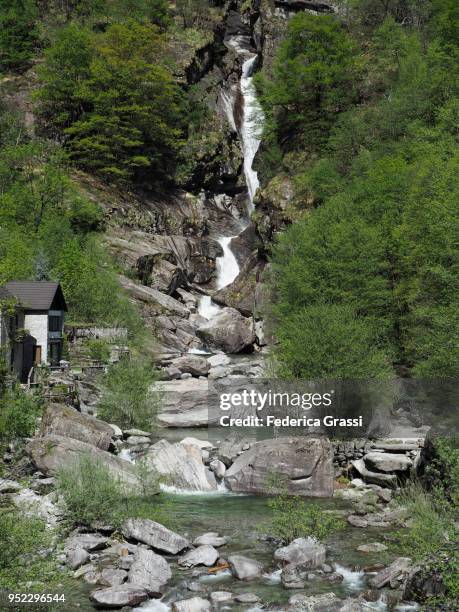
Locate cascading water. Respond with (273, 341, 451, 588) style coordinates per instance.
(197, 48, 263, 323)
(240, 55, 263, 210)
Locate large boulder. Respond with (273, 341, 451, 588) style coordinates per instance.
(224, 438, 334, 497)
(26, 435, 141, 492)
(171, 355, 210, 377)
(127, 547, 171, 596)
(157, 378, 209, 427)
(89, 585, 149, 608)
(122, 518, 189, 554)
(363, 452, 413, 473)
(41, 404, 114, 451)
(145, 439, 217, 492)
(274, 538, 326, 569)
(197, 307, 255, 353)
(227, 555, 264, 581)
(368, 557, 412, 589)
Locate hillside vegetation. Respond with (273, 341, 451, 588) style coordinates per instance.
(256, 0, 459, 378)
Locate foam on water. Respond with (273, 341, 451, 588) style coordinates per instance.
(334, 564, 365, 591)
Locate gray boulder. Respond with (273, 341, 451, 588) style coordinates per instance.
(171, 355, 210, 377)
(41, 403, 114, 451)
(193, 533, 227, 547)
(172, 597, 211, 612)
(128, 547, 171, 596)
(288, 592, 341, 611)
(89, 585, 149, 608)
(100, 569, 128, 587)
(225, 438, 334, 497)
(157, 378, 209, 427)
(178, 545, 219, 568)
(357, 542, 388, 553)
(364, 452, 413, 473)
(26, 435, 142, 492)
(122, 518, 189, 554)
(234, 593, 261, 603)
(210, 591, 233, 604)
(228, 555, 264, 581)
(275, 537, 326, 569)
(66, 548, 90, 570)
(65, 534, 108, 553)
(209, 459, 226, 479)
(368, 557, 412, 589)
(351, 459, 397, 488)
(145, 439, 217, 492)
(197, 307, 255, 353)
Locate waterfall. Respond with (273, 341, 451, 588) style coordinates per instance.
(196, 47, 263, 324)
(240, 55, 263, 210)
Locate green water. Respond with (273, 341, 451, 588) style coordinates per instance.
(58, 491, 398, 610)
(157, 492, 394, 608)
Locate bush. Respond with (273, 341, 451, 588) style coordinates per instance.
(0, 508, 57, 590)
(85, 338, 111, 363)
(97, 357, 158, 430)
(0, 388, 43, 446)
(263, 475, 344, 544)
(56, 454, 126, 528)
(56, 454, 165, 530)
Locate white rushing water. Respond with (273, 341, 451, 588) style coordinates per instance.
(196, 49, 262, 322)
(240, 55, 263, 210)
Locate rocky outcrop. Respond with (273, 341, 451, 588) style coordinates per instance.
(157, 378, 209, 427)
(145, 439, 217, 491)
(41, 403, 114, 451)
(224, 437, 334, 497)
(26, 435, 141, 492)
(212, 252, 261, 316)
(122, 518, 190, 554)
(197, 307, 255, 353)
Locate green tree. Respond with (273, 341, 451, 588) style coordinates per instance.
(0, 0, 38, 73)
(256, 13, 358, 156)
(36, 21, 184, 184)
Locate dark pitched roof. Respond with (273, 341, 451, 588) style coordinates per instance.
(3, 282, 68, 311)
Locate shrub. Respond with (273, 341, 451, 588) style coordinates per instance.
(0, 388, 43, 446)
(85, 338, 111, 363)
(263, 475, 344, 544)
(56, 454, 165, 530)
(0, 508, 57, 590)
(97, 357, 158, 430)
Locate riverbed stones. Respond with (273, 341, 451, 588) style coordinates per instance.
(100, 568, 128, 587)
(275, 538, 326, 569)
(225, 437, 334, 497)
(193, 533, 227, 547)
(178, 545, 219, 568)
(89, 585, 149, 608)
(210, 591, 233, 604)
(127, 547, 171, 596)
(228, 555, 264, 580)
(122, 518, 189, 554)
(368, 557, 412, 589)
(234, 592, 261, 603)
(65, 534, 108, 553)
(145, 439, 217, 491)
(363, 452, 413, 473)
(41, 403, 114, 450)
(197, 307, 256, 353)
(288, 592, 341, 610)
(172, 597, 211, 611)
